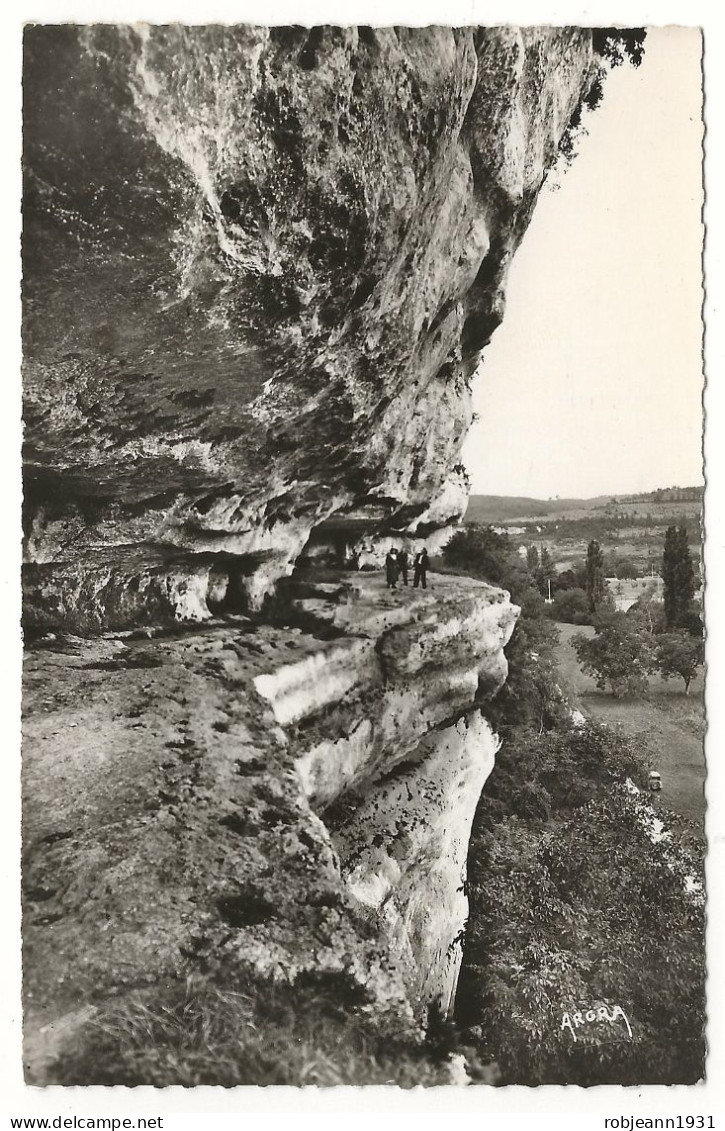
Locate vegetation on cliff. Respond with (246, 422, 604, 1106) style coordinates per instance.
(461, 789, 704, 1085)
(443, 525, 705, 1085)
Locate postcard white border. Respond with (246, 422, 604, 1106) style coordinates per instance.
(2, 1, 722, 1121)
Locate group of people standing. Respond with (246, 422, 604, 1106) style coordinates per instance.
(385, 546, 429, 590)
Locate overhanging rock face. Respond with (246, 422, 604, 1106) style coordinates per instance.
(23, 24, 595, 628)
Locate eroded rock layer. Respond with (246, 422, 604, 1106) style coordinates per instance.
(23, 24, 595, 628)
(22, 573, 516, 1079)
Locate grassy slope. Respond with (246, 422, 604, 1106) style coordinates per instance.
(554, 622, 706, 822)
(50, 979, 458, 1087)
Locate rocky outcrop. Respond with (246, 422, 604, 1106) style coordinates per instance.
(23, 573, 516, 1080)
(23, 24, 595, 628)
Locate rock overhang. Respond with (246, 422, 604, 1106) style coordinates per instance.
(22, 24, 597, 630)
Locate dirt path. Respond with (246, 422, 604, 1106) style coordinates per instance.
(554, 622, 706, 823)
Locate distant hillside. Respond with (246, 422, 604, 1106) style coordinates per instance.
(620, 486, 704, 505)
(465, 494, 608, 525)
(465, 488, 703, 527)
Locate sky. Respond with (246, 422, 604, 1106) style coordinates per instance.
(462, 26, 704, 500)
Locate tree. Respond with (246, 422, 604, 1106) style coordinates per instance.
(680, 608, 704, 639)
(535, 546, 556, 597)
(557, 30, 646, 166)
(655, 631, 704, 695)
(662, 525, 696, 630)
(549, 587, 590, 625)
(553, 568, 577, 592)
(442, 525, 511, 586)
(627, 587, 665, 635)
(585, 540, 606, 613)
(572, 615, 654, 697)
(554, 560, 588, 593)
(526, 544, 540, 573)
(613, 556, 639, 580)
(592, 27, 647, 68)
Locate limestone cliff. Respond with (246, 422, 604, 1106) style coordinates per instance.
(22, 24, 599, 1083)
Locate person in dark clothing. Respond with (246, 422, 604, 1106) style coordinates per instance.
(398, 548, 409, 586)
(413, 547, 429, 589)
(385, 549, 399, 589)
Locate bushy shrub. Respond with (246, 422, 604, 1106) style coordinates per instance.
(442, 525, 512, 586)
(613, 556, 640, 579)
(485, 616, 568, 738)
(553, 563, 587, 592)
(478, 722, 647, 827)
(506, 779, 553, 823)
(548, 587, 591, 624)
(459, 789, 705, 1085)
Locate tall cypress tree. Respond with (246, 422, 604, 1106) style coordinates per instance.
(585, 540, 605, 613)
(535, 546, 556, 597)
(662, 525, 695, 629)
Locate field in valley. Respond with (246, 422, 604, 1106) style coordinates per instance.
(554, 622, 706, 823)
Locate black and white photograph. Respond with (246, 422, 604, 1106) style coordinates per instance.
(16, 11, 713, 1100)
